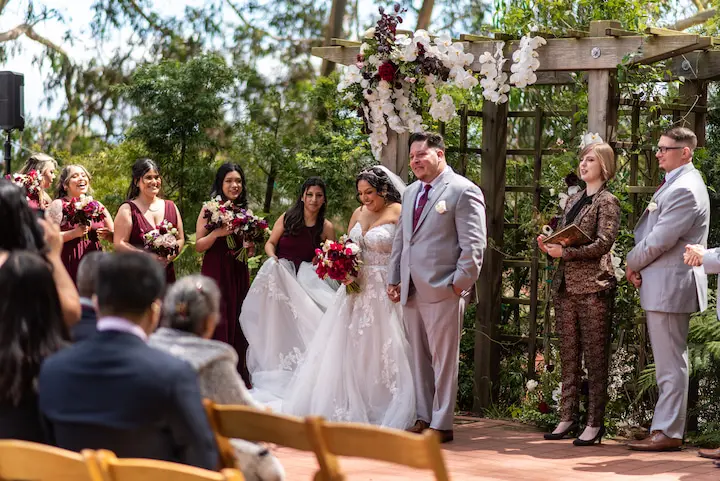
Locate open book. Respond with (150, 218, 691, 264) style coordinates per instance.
(543, 224, 592, 247)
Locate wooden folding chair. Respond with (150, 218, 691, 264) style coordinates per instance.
(95, 449, 244, 481)
(308, 418, 451, 481)
(0, 439, 103, 481)
(203, 399, 338, 480)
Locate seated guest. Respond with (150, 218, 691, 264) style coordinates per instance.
(71, 251, 107, 342)
(149, 275, 262, 408)
(38, 252, 218, 470)
(0, 250, 66, 442)
(149, 276, 285, 481)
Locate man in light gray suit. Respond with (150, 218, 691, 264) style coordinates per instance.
(387, 132, 486, 443)
(626, 127, 710, 451)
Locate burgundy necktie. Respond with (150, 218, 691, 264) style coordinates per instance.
(413, 184, 432, 230)
(655, 177, 666, 192)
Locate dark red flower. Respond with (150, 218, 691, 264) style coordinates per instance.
(378, 62, 396, 82)
(538, 401, 550, 414)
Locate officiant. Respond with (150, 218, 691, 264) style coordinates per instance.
(537, 138, 621, 446)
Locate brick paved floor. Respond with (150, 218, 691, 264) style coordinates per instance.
(274, 417, 719, 480)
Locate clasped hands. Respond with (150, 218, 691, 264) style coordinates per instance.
(386, 283, 463, 303)
(683, 244, 706, 267)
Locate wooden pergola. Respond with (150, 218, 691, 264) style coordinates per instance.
(312, 20, 720, 413)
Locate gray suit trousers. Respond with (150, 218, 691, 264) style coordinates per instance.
(404, 293, 465, 431)
(646, 311, 690, 440)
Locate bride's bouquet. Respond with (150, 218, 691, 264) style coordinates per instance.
(5, 170, 42, 204)
(314, 235, 363, 293)
(202, 196, 269, 261)
(63, 194, 106, 240)
(143, 220, 181, 259)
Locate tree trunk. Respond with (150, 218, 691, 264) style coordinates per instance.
(416, 0, 435, 30)
(263, 160, 276, 214)
(320, 0, 348, 77)
(179, 138, 186, 216)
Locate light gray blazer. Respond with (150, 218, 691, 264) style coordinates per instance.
(626, 163, 710, 313)
(388, 166, 487, 305)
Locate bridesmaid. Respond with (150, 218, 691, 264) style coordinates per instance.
(195, 163, 254, 387)
(114, 158, 184, 284)
(20, 153, 57, 210)
(48, 165, 114, 283)
(265, 177, 336, 271)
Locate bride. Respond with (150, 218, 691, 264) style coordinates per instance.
(283, 166, 415, 429)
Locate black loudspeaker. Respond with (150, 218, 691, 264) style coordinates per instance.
(0, 72, 24, 131)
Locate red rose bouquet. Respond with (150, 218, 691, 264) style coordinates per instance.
(63, 194, 106, 240)
(143, 220, 181, 258)
(313, 235, 363, 293)
(202, 196, 269, 261)
(5, 170, 41, 203)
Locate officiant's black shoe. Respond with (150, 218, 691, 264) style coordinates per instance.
(429, 428, 454, 444)
(543, 422, 579, 440)
(407, 420, 430, 434)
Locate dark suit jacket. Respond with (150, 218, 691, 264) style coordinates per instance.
(551, 188, 621, 296)
(38, 330, 219, 470)
(70, 304, 98, 342)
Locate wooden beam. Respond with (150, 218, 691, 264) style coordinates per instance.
(380, 130, 409, 180)
(330, 38, 360, 47)
(459, 34, 493, 41)
(606, 28, 640, 37)
(668, 50, 720, 80)
(313, 35, 711, 71)
(678, 80, 708, 146)
(645, 26, 692, 36)
(566, 29, 589, 37)
(587, 21, 620, 142)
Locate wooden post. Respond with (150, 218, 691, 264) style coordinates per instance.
(678, 80, 707, 147)
(587, 21, 621, 142)
(474, 98, 508, 412)
(381, 130, 410, 180)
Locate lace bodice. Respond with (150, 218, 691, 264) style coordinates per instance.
(349, 222, 396, 267)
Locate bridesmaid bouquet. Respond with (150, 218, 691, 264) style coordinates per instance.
(313, 235, 363, 293)
(63, 194, 106, 240)
(5, 170, 42, 203)
(203, 196, 269, 261)
(143, 220, 181, 258)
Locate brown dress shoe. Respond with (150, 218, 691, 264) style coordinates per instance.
(406, 420, 430, 434)
(627, 431, 682, 451)
(429, 428, 453, 443)
(699, 447, 720, 459)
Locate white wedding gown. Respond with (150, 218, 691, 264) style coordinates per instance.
(240, 257, 338, 408)
(282, 222, 416, 429)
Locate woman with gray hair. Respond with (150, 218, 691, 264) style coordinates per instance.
(150, 275, 285, 481)
(149, 275, 261, 408)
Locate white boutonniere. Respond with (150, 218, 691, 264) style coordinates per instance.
(435, 200, 447, 214)
(647, 201, 658, 212)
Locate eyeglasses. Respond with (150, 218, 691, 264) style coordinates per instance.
(655, 146, 685, 154)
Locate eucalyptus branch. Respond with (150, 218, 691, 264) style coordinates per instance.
(692, 0, 705, 11)
(0, 23, 70, 59)
(125, 0, 176, 38)
(671, 8, 716, 31)
(224, 0, 320, 45)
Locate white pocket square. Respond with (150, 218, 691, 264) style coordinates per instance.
(435, 200, 447, 214)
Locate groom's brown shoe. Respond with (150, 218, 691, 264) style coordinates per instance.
(429, 428, 454, 444)
(627, 431, 682, 451)
(698, 447, 720, 459)
(406, 420, 430, 434)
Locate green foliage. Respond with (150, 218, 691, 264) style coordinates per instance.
(116, 54, 236, 228)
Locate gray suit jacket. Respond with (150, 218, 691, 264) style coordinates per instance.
(388, 166, 487, 305)
(626, 163, 710, 313)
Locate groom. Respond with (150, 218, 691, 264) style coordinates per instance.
(387, 132, 486, 443)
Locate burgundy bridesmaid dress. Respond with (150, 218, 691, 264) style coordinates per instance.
(201, 232, 251, 387)
(125, 199, 179, 284)
(276, 224, 322, 272)
(60, 198, 104, 283)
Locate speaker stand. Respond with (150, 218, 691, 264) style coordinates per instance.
(3, 130, 11, 176)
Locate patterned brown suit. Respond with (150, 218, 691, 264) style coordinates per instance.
(551, 188, 621, 426)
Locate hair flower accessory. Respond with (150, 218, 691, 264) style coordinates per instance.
(579, 132, 604, 149)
